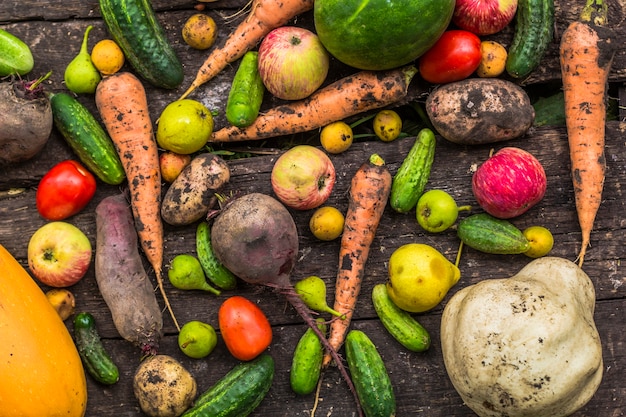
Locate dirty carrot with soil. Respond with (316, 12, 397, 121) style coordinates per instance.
(323, 153, 392, 368)
(179, 0, 315, 100)
(210, 65, 418, 142)
(95, 71, 179, 330)
(559, 0, 616, 267)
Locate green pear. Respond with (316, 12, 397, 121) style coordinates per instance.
(294, 275, 345, 319)
(178, 321, 217, 359)
(168, 254, 220, 295)
(64, 25, 101, 94)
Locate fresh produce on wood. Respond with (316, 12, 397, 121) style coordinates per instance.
(211, 65, 417, 142)
(270, 144, 336, 211)
(314, 0, 454, 70)
(0, 76, 53, 165)
(416, 189, 471, 233)
(99, 0, 184, 89)
(181, 354, 274, 417)
(294, 275, 345, 318)
(0, 28, 34, 76)
(95, 71, 177, 329)
(94, 194, 164, 355)
(90, 38, 125, 76)
(64, 25, 101, 94)
(308, 205, 345, 241)
(418, 30, 482, 84)
(218, 295, 272, 361)
(167, 254, 221, 295)
(372, 109, 403, 142)
(0, 244, 87, 417)
(209, 192, 362, 413)
(559, 0, 616, 267)
(182, 13, 218, 50)
(225, 50, 265, 128)
(156, 99, 214, 155)
(196, 221, 237, 290)
(27, 221, 92, 287)
(159, 151, 192, 183)
(532, 90, 566, 126)
(161, 152, 230, 226)
(390, 128, 436, 213)
(45, 288, 76, 321)
(320, 120, 353, 154)
(472, 147, 547, 218)
(441, 257, 603, 417)
(476, 40, 508, 78)
(323, 154, 392, 367)
(372, 284, 431, 352)
(178, 320, 218, 359)
(452, 0, 518, 35)
(290, 318, 327, 395)
(49, 92, 126, 185)
(457, 213, 530, 254)
(258, 26, 329, 100)
(73, 312, 120, 385)
(522, 225, 554, 258)
(386, 243, 460, 313)
(505, 0, 555, 79)
(133, 355, 197, 417)
(345, 329, 396, 417)
(35, 160, 96, 221)
(179, 0, 315, 99)
(425, 78, 535, 145)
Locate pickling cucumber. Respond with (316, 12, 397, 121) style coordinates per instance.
(196, 221, 237, 290)
(73, 312, 120, 385)
(0, 28, 34, 76)
(290, 318, 327, 395)
(226, 51, 265, 128)
(457, 213, 530, 254)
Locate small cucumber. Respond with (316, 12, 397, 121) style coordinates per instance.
(181, 354, 274, 417)
(345, 330, 396, 417)
(505, 0, 555, 79)
(226, 51, 265, 128)
(196, 221, 237, 290)
(390, 128, 436, 213)
(0, 29, 34, 76)
(73, 312, 120, 385)
(290, 318, 327, 395)
(49, 92, 126, 185)
(371, 284, 430, 352)
(458, 213, 530, 254)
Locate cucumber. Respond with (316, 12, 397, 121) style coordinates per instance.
(290, 318, 327, 395)
(73, 312, 120, 385)
(196, 221, 237, 290)
(49, 92, 126, 185)
(505, 0, 555, 79)
(181, 354, 274, 417)
(99, 0, 184, 89)
(226, 51, 265, 128)
(345, 330, 396, 417)
(371, 284, 430, 352)
(457, 213, 530, 254)
(0, 29, 34, 76)
(390, 128, 436, 213)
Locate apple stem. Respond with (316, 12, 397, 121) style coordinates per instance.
(457, 204, 472, 212)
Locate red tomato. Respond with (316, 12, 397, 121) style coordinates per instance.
(419, 30, 482, 84)
(36, 160, 97, 221)
(218, 296, 272, 361)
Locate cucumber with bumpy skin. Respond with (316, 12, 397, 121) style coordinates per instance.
(0, 29, 34, 76)
(196, 221, 237, 290)
(73, 312, 120, 385)
(226, 51, 265, 128)
(458, 213, 530, 254)
(290, 318, 327, 395)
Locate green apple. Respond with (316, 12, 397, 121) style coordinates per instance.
(156, 99, 213, 155)
(178, 321, 217, 359)
(416, 189, 471, 233)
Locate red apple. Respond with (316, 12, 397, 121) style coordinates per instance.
(453, 0, 518, 35)
(271, 145, 336, 210)
(258, 26, 330, 101)
(28, 221, 92, 287)
(472, 147, 547, 219)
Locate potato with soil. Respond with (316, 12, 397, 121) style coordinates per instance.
(161, 153, 230, 226)
(425, 78, 534, 145)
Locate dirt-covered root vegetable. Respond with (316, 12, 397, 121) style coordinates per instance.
(133, 355, 197, 417)
(441, 257, 603, 417)
(95, 193, 163, 355)
(425, 78, 534, 145)
(0, 78, 53, 165)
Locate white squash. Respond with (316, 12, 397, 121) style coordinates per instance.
(441, 257, 603, 417)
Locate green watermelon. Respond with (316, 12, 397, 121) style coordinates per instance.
(314, 0, 455, 71)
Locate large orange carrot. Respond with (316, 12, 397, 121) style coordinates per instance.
(210, 65, 418, 142)
(559, 0, 616, 267)
(323, 153, 392, 367)
(179, 0, 314, 100)
(95, 72, 179, 330)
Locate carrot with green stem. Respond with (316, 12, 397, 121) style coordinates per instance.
(210, 65, 418, 142)
(559, 0, 616, 267)
(95, 72, 179, 330)
(322, 153, 392, 368)
(179, 0, 315, 100)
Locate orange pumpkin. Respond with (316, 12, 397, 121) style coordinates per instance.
(0, 244, 87, 416)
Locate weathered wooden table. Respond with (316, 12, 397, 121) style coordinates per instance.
(1, 1, 625, 416)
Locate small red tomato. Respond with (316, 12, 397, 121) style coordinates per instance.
(219, 296, 272, 361)
(36, 160, 97, 221)
(419, 30, 482, 84)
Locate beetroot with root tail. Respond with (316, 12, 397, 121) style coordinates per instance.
(210, 192, 364, 417)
